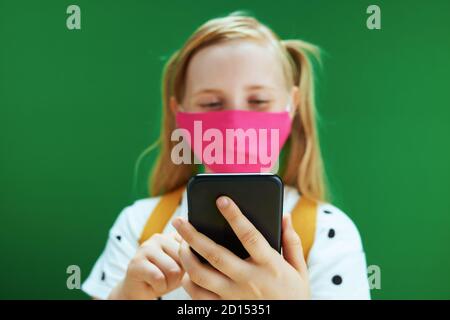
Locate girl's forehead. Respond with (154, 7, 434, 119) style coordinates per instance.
(184, 39, 287, 94)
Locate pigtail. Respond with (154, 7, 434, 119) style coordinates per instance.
(149, 51, 196, 196)
(281, 39, 327, 202)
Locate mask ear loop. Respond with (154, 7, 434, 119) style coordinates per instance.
(285, 96, 294, 114)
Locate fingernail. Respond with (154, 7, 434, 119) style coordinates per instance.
(172, 218, 182, 229)
(217, 196, 229, 209)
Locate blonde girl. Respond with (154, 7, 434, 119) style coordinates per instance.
(82, 12, 370, 300)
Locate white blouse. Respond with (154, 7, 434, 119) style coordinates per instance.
(82, 186, 371, 300)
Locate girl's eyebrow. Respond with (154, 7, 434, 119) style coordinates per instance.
(245, 84, 276, 91)
(193, 88, 223, 96)
(193, 85, 276, 96)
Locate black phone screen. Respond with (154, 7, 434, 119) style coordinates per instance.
(187, 173, 283, 261)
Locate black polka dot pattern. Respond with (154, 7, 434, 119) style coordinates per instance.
(101, 271, 106, 281)
(116, 235, 121, 241)
(328, 229, 335, 238)
(323, 207, 343, 287)
(332, 275, 342, 285)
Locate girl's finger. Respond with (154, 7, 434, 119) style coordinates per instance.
(172, 232, 183, 243)
(182, 274, 220, 300)
(159, 235, 183, 267)
(282, 215, 308, 277)
(178, 240, 233, 296)
(172, 217, 248, 281)
(143, 248, 183, 290)
(134, 259, 167, 293)
(216, 196, 273, 264)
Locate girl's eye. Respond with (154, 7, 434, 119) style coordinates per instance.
(199, 101, 223, 109)
(249, 99, 270, 108)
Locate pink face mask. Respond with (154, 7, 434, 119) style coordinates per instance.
(175, 104, 293, 173)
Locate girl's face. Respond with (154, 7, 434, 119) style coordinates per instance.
(171, 39, 299, 114)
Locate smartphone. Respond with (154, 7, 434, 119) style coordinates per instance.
(187, 173, 283, 261)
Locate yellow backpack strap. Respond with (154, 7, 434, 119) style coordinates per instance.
(290, 196, 318, 261)
(138, 186, 185, 245)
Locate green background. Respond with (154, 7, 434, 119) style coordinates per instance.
(1, 0, 449, 299)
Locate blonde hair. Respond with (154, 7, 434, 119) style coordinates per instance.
(147, 12, 328, 202)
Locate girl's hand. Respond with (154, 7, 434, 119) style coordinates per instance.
(172, 196, 310, 300)
(108, 233, 184, 300)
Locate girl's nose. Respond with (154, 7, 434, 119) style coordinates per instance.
(226, 97, 249, 111)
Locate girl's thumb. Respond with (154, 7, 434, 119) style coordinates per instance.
(282, 215, 308, 276)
